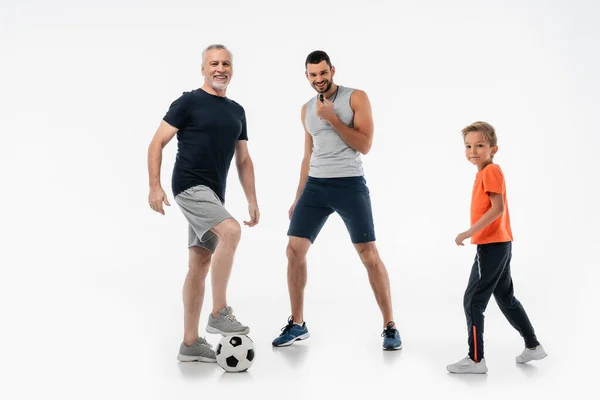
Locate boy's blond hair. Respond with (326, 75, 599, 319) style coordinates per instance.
(462, 121, 497, 147)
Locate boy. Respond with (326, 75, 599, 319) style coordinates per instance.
(447, 121, 547, 374)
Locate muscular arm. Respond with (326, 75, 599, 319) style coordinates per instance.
(234, 140, 257, 204)
(327, 89, 374, 155)
(294, 104, 313, 202)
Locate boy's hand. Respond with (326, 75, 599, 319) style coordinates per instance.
(455, 231, 472, 246)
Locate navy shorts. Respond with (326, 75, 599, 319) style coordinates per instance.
(287, 176, 376, 244)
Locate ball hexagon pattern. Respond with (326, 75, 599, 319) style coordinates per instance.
(215, 335, 255, 372)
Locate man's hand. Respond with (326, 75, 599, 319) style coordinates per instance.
(149, 186, 171, 215)
(316, 97, 336, 123)
(244, 202, 260, 227)
(288, 200, 298, 220)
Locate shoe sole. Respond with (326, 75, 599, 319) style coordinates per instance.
(516, 353, 548, 364)
(177, 354, 217, 363)
(447, 368, 488, 374)
(383, 344, 403, 351)
(206, 326, 250, 336)
(272, 332, 310, 347)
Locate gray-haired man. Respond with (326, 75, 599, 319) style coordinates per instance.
(148, 44, 259, 362)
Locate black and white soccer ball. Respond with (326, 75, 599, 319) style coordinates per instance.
(215, 335, 255, 372)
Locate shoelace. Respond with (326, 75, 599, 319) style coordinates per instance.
(381, 321, 396, 338)
(280, 316, 295, 335)
(198, 337, 213, 349)
(224, 307, 239, 324)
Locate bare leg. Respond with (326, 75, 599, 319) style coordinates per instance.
(286, 236, 312, 324)
(209, 218, 241, 316)
(354, 241, 394, 327)
(183, 246, 212, 345)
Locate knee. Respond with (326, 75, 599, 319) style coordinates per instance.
(286, 243, 306, 265)
(463, 291, 478, 312)
(494, 294, 518, 309)
(463, 297, 471, 311)
(219, 219, 241, 244)
(357, 244, 379, 269)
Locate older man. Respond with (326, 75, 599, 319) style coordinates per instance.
(148, 44, 259, 362)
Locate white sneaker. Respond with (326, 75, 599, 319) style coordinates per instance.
(447, 356, 488, 374)
(516, 345, 547, 364)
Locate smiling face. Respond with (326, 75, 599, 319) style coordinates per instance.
(464, 131, 498, 170)
(202, 48, 232, 92)
(306, 60, 335, 94)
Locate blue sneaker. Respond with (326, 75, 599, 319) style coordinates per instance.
(272, 316, 310, 347)
(382, 321, 402, 350)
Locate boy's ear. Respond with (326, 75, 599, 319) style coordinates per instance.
(491, 145, 499, 156)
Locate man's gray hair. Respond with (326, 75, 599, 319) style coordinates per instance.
(202, 44, 233, 65)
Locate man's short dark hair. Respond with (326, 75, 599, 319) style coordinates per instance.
(305, 50, 332, 69)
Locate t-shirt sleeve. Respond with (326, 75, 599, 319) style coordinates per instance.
(482, 165, 505, 195)
(163, 92, 191, 130)
(238, 109, 248, 141)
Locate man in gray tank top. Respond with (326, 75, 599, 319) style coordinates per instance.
(272, 51, 402, 350)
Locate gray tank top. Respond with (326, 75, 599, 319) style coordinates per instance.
(304, 85, 364, 178)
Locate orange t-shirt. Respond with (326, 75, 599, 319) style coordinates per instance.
(470, 164, 513, 244)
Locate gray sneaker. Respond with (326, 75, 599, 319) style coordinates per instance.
(177, 337, 216, 363)
(206, 306, 250, 336)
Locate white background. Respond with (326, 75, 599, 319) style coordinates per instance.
(1, 0, 598, 399)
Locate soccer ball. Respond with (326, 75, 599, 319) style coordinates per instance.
(215, 335, 255, 372)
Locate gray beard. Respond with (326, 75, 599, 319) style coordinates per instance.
(209, 79, 229, 92)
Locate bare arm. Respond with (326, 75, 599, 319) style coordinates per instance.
(148, 120, 178, 214)
(289, 105, 313, 219)
(318, 89, 374, 155)
(456, 193, 505, 245)
(295, 105, 313, 200)
(235, 140, 260, 227)
(469, 193, 505, 235)
(235, 140, 257, 204)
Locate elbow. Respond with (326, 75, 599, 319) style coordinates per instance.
(360, 142, 373, 155)
(361, 136, 374, 155)
(150, 137, 167, 151)
(495, 204, 505, 216)
(148, 139, 160, 153)
(236, 158, 251, 170)
(302, 155, 311, 167)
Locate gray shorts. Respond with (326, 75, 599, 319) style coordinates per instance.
(175, 185, 233, 253)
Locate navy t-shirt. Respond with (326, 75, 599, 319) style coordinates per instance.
(163, 89, 248, 203)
